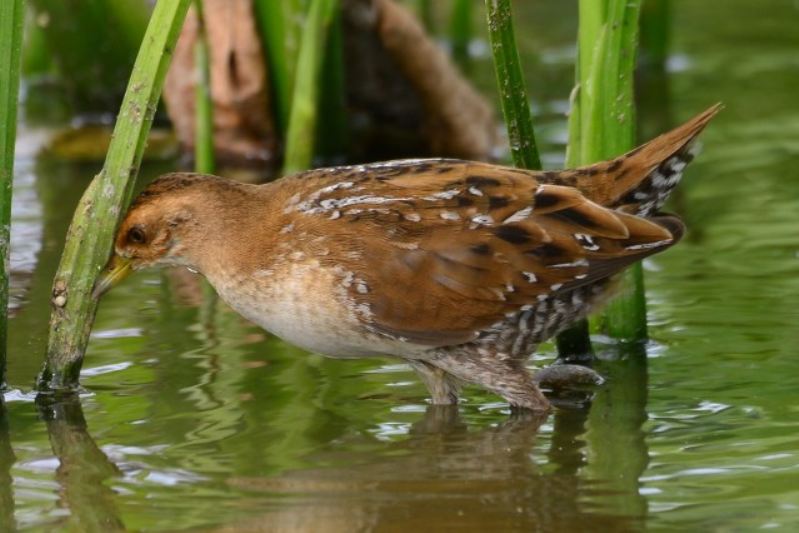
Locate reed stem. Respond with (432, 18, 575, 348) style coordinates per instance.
(450, 0, 473, 69)
(484, 0, 602, 360)
(193, 0, 215, 175)
(36, 395, 125, 530)
(591, 0, 645, 341)
(38, 0, 192, 391)
(0, 0, 24, 387)
(483, 0, 542, 170)
(282, 0, 340, 175)
(557, 0, 645, 354)
(555, 319, 594, 363)
(253, 0, 305, 136)
(640, 0, 670, 69)
(585, 343, 649, 518)
(315, 7, 348, 162)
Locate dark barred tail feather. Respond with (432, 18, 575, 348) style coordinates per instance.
(542, 104, 722, 216)
(611, 140, 701, 217)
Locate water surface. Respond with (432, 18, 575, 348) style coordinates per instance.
(3, 1, 799, 531)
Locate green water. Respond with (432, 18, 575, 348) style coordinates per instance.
(3, 1, 799, 531)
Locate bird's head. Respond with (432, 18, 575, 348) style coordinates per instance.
(93, 173, 244, 298)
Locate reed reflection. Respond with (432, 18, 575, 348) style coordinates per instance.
(585, 343, 651, 522)
(0, 398, 16, 532)
(36, 394, 125, 532)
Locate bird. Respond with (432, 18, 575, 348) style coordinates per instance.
(94, 105, 720, 412)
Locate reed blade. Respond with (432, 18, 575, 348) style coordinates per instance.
(450, 0, 473, 69)
(0, 0, 25, 386)
(282, 0, 340, 175)
(557, 0, 645, 355)
(591, 0, 645, 341)
(253, 0, 305, 137)
(193, 0, 215, 175)
(39, 0, 192, 391)
(484, 0, 542, 170)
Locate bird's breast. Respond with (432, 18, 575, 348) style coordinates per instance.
(207, 258, 428, 360)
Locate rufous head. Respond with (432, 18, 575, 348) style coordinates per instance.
(93, 173, 238, 298)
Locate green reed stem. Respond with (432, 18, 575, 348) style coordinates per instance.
(555, 319, 594, 362)
(585, 343, 650, 519)
(484, 0, 542, 170)
(603, 261, 647, 341)
(253, 0, 304, 137)
(193, 0, 214, 174)
(640, 0, 670, 69)
(36, 395, 125, 531)
(484, 0, 601, 358)
(557, 0, 645, 354)
(315, 7, 349, 161)
(593, 0, 644, 342)
(0, 0, 24, 387)
(0, 398, 15, 531)
(556, 84, 594, 359)
(450, 0, 473, 69)
(283, 0, 340, 175)
(38, 0, 192, 391)
(22, 9, 53, 78)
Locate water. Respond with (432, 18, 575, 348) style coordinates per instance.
(3, 1, 799, 530)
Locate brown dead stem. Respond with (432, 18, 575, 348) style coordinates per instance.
(163, 0, 277, 168)
(372, 0, 498, 160)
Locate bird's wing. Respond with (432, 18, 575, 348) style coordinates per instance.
(288, 161, 682, 346)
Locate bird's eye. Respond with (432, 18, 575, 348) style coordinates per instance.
(127, 226, 147, 244)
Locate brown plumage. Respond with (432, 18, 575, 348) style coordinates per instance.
(97, 105, 720, 412)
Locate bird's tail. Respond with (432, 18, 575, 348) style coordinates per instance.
(547, 104, 722, 216)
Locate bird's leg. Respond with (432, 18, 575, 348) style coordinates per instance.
(430, 350, 551, 412)
(408, 360, 461, 405)
(554, 319, 596, 366)
(411, 404, 464, 434)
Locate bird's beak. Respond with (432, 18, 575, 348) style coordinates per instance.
(93, 254, 133, 299)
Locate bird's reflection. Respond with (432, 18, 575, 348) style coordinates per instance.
(0, 342, 651, 533)
(218, 404, 641, 532)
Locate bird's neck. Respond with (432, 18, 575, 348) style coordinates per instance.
(184, 181, 284, 281)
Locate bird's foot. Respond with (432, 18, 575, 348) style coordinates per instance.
(533, 363, 604, 410)
(534, 363, 604, 391)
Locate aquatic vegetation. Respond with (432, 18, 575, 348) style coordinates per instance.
(557, 0, 647, 352)
(193, 0, 215, 175)
(26, 0, 149, 114)
(449, 0, 473, 69)
(572, 0, 647, 341)
(39, 0, 192, 390)
(0, 0, 24, 383)
(283, 0, 341, 174)
(483, 0, 542, 170)
(253, 0, 305, 136)
(485, 0, 648, 354)
(1, 1, 797, 530)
